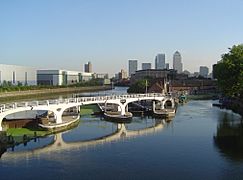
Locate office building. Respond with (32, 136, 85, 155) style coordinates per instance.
(142, 63, 151, 70)
(199, 66, 209, 78)
(173, 51, 183, 73)
(155, 54, 165, 69)
(84, 62, 92, 73)
(0, 64, 37, 85)
(128, 60, 138, 77)
(37, 70, 93, 86)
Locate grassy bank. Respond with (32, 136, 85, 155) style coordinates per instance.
(6, 127, 51, 144)
(0, 85, 111, 103)
(80, 104, 101, 115)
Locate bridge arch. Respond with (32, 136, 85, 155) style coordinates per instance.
(0, 93, 168, 131)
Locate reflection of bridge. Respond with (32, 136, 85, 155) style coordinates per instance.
(1, 120, 165, 160)
(0, 93, 173, 131)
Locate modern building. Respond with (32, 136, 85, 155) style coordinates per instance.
(199, 66, 209, 78)
(155, 54, 165, 69)
(173, 51, 183, 74)
(128, 60, 138, 77)
(0, 64, 37, 85)
(142, 63, 151, 70)
(84, 62, 92, 73)
(93, 73, 109, 79)
(37, 70, 93, 86)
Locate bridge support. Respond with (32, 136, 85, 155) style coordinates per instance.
(119, 104, 128, 116)
(53, 110, 64, 124)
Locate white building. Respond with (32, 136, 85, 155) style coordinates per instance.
(199, 66, 209, 78)
(173, 51, 183, 74)
(128, 60, 138, 77)
(155, 54, 165, 69)
(142, 63, 151, 70)
(0, 64, 36, 85)
(37, 70, 93, 86)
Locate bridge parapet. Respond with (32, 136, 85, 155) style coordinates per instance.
(0, 93, 165, 114)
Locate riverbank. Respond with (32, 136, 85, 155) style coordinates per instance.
(0, 85, 112, 103)
(218, 97, 243, 117)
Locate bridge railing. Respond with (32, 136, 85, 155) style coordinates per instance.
(0, 93, 165, 114)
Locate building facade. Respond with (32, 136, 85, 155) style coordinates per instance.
(173, 51, 183, 74)
(0, 64, 37, 85)
(199, 66, 209, 78)
(130, 69, 176, 84)
(37, 70, 93, 86)
(128, 60, 138, 77)
(142, 63, 151, 70)
(155, 54, 165, 69)
(84, 62, 92, 73)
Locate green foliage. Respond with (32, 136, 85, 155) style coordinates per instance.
(127, 79, 149, 93)
(214, 44, 243, 97)
(0, 79, 104, 93)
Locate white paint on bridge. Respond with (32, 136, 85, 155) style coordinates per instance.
(0, 93, 173, 131)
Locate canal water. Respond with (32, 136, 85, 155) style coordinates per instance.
(0, 87, 243, 179)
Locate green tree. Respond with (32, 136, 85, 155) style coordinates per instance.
(214, 44, 243, 97)
(127, 79, 149, 93)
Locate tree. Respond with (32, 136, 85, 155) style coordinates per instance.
(214, 44, 243, 97)
(127, 79, 149, 93)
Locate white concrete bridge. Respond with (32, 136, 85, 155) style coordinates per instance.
(1, 120, 165, 160)
(0, 93, 174, 131)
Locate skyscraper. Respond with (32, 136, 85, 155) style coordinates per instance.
(84, 62, 92, 73)
(142, 63, 151, 70)
(199, 66, 209, 78)
(173, 51, 183, 74)
(155, 54, 165, 69)
(128, 60, 138, 76)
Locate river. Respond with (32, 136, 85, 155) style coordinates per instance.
(0, 87, 243, 179)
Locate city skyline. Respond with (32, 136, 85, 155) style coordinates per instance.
(1, 0, 243, 75)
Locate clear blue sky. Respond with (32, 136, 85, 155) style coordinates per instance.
(1, 0, 243, 75)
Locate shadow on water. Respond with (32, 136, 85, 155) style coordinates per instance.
(214, 112, 243, 162)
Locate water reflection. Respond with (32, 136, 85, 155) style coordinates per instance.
(1, 118, 165, 161)
(214, 112, 243, 162)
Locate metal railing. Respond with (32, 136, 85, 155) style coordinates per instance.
(0, 93, 166, 113)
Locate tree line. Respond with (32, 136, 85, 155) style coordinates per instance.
(214, 44, 243, 99)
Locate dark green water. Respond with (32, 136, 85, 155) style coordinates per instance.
(0, 88, 243, 179)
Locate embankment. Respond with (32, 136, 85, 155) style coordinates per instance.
(0, 85, 112, 102)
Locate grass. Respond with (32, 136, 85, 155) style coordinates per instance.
(80, 104, 101, 115)
(7, 128, 49, 137)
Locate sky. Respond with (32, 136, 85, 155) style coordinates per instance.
(0, 0, 243, 75)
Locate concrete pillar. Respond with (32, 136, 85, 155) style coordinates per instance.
(54, 110, 63, 124)
(153, 101, 156, 112)
(119, 104, 126, 116)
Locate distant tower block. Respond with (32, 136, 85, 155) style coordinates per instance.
(173, 51, 183, 73)
(84, 62, 92, 73)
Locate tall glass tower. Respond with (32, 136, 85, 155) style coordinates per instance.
(173, 51, 183, 73)
(155, 54, 165, 69)
(128, 60, 138, 77)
